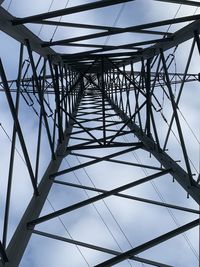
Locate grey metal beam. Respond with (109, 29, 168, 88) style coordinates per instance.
(27, 169, 170, 228)
(62, 17, 200, 71)
(2, 44, 24, 248)
(160, 50, 194, 185)
(0, 3, 199, 267)
(95, 219, 200, 267)
(33, 20, 172, 36)
(53, 180, 200, 214)
(0, 241, 8, 263)
(63, 51, 139, 60)
(121, 19, 200, 65)
(58, 37, 172, 58)
(55, 146, 142, 176)
(1, 4, 200, 71)
(12, 0, 134, 25)
(70, 151, 164, 171)
(32, 230, 173, 267)
(62, 109, 102, 145)
(0, 7, 57, 60)
(25, 40, 55, 159)
(0, 58, 38, 196)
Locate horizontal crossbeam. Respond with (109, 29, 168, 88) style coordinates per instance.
(12, 0, 134, 25)
(33, 230, 173, 267)
(95, 219, 200, 266)
(27, 169, 170, 228)
(53, 145, 142, 176)
(51, 14, 200, 47)
(53, 179, 200, 214)
(70, 151, 164, 170)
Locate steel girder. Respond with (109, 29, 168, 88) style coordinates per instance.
(0, 1, 200, 267)
(0, 1, 200, 70)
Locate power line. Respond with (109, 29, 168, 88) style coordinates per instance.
(50, 0, 70, 42)
(6, 0, 13, 11)
(65, 156, 134, 267)
(104, 3, 126, 46)
(46, 198, 90, 267)
(0, 122, 26, 164)
(165, 4, 182, 34)
(38, 0, 56, 37)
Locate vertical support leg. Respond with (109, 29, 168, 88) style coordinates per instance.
(0, 58, 38, 196)
(2, 44, 24, 248)
(145, 58, 151, 137)
(160, 49, 194, 185)
(101, 57, 106, 145)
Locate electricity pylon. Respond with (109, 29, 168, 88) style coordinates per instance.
(0, 1, 200, 266)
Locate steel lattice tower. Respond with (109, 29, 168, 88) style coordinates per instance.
(0, 1, 200, 266)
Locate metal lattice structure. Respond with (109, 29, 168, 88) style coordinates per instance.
(0, 1, 200, 266)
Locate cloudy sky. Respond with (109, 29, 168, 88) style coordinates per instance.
(0, 0, 200, 266)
